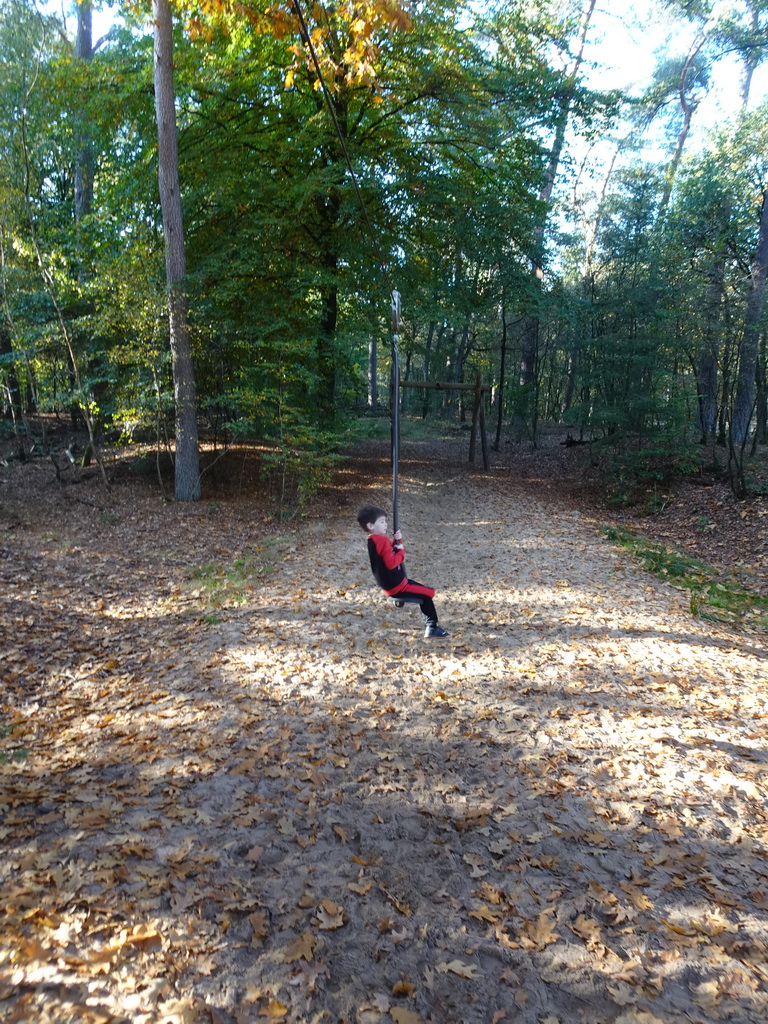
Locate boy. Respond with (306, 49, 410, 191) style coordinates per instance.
(357, 505, 449, 638)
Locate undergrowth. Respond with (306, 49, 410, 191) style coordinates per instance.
(348, 414, 470, 443)
(186, 536, 295, 623)
(0, 724, 28, 763)
(604, 525, 768, 631)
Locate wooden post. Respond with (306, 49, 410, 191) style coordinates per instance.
(400, 378, 491, 468)
(469, 371, 482, 464)
(479, 394, 489, 470)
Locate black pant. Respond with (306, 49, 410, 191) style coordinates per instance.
(396, 579, 438, 627)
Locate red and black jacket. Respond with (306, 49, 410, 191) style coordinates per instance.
(367, 534, 408, 595)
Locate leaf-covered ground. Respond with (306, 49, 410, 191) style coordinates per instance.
(2, 438, 768, 1024)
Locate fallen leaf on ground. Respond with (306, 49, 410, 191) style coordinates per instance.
(436, 960, 481, 979)
(315, 899, 345, 930)
(390, 1009, 422, 1024)
(283, 931, 317, 963)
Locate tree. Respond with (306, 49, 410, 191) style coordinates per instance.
(502, 0, 602, 435)
(731, 186, 768, 449)
(152, 0, 200, 500)
(74, 0, 94, 238)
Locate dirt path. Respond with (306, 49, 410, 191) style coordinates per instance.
(3, 440, 768, 1024)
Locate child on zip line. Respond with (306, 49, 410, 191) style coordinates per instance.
(357, 504, 449, 639)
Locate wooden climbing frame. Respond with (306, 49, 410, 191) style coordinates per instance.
(399, 371, 490, 470)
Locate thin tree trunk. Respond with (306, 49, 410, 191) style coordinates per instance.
(697, 242, 727, 442)
(368, 337, 378, 410)
(318, 258, 338, 423)
(318, 292, 337, 418)
(494, 291, 508, 451)
(657, 34, 708, 222)
(658, 103, 695, 221)
(739, 1, 760, 107)
(451, 320, 471, 420)
(0, 227, 26, 419)
(422, 321, 435, 419)
(74, 1, 94, 237)
(732, 190, 768, 446)
(755, 333, 767, 445)
(153, 0, 200, 501)
(368, 290, 378, 411)
(519, 0, 596, 403)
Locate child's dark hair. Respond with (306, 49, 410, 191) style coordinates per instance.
(357, 505, 387, 531)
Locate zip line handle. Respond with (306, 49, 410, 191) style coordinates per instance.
(391, 290, 401, 336)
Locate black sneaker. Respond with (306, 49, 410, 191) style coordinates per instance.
(424, 626, 449, 638)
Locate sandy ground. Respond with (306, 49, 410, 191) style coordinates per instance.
(2, 439, 768, 1024)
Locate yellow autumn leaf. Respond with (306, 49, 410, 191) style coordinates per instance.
(524, 908, 559, 949)
(391, 981, 416, 999)
(348, 879, 372, 895)
(469, 904, 501, 924)
(436, 959, 481, 979)
(391, 1009, 422, 1024)
(662, 917, 697, 936)
(615, 1012, 666, 1024)
(283, 930, 316, 963)
(122, 923, 163, 950)
(315, 899, 345, 930)
(569, 914, 601, 946)
(248, 911, 268, 944)
(263, 999, 288, 1020)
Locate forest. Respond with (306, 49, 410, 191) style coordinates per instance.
(1, 0, 767, 505)
(4, 4, 768, 1021)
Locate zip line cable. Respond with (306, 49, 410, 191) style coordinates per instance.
(391, 290, 401, 534)
(289, 0, 404, 532)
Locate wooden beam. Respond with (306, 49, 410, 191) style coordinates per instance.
(400, 380, 491, 392)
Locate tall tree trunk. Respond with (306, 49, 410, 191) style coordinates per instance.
(562, 349, 576, 416)
(74, 1, 94, 239)
(658, 35, 708, 222)
(518, 0, 596, 415)
(318, 249, 338, 424)
(732, 190, 768, 446)
(739, 0, 760, 107)
(494, 290, 508, 451)
(315, 119, 344, 424)
(755, 333, 767, 445)
(153, 0, 200, 501)
(0, 326, 22, 423)
(697, 240, 727, 442)
(657, 99, 696, 221)
(421, 321, 435, 419)
(368, 336, 378, 410)
(0, 227, 27, 418)
(70, 0, 93, 431)
(367, 295, 378, 411)
(451, 319, 471, 420)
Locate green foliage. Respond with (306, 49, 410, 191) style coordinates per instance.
(603, 525, 768, 630)
(0, 723, 28, 763)
(597, 429, 702, 508)
(261, 423, 343, 516)
(347, 413, 470, 444)
(2, 0, 765, 506)
(185, 534, 294, 618)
